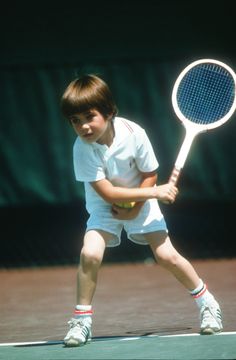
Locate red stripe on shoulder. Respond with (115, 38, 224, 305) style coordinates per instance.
(120, 119, 134, 133)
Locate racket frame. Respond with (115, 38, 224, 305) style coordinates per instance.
(169, 58, 236, 185)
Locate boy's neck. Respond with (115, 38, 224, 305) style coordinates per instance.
(97, 120, 115, 147)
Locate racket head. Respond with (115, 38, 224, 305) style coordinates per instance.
(172, 59, 236, 131)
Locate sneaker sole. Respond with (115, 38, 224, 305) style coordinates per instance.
(64, 337, 91, 347)
(200, 327, 222, 335)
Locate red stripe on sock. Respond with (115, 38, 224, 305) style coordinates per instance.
(192, 284, 208, 299)
(74, 309, 93, 316)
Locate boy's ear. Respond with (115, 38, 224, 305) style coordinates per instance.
(107, 113, 114, 121)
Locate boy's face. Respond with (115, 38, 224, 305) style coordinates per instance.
(69, 109, 112, 145)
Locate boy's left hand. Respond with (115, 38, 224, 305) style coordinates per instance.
(111, 203, 141, 220)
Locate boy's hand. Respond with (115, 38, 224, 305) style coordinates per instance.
(155, 183, 179, 204)
(111, 202, 142, 220)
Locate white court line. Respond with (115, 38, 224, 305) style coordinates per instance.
(0, 340, 63, 347)
(160, 331, 236, 338)
(0, 332, 235, 347)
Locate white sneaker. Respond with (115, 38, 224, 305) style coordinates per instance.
(200, 300, 223, 335)
(64, 317, 92, 347)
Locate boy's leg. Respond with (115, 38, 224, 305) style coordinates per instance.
(146, 231, 200, 289)
(64, 229, 113, 347)
(77, 229, 110, 305)
(145, 231, 223, 334)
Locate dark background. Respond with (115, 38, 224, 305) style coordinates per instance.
(1, 0, 236, 267)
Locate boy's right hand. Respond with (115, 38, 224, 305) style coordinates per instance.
(155, 183, 179, 204)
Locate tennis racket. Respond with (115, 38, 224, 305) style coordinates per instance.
(169, 58, 236, 185)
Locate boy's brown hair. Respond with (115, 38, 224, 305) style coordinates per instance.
(61, 74, 118, 120)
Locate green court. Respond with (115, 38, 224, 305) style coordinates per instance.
(1, 333, 236, 360)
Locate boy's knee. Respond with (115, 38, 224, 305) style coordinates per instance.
(80, 246, 103, 267)
(157, 253, 179, 268)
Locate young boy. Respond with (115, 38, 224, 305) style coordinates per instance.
(61, 74, 223, 347)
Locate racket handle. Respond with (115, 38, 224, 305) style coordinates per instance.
(168, 166, 181, 185)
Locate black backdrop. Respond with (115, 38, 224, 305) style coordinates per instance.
(1, 1, 236, 267)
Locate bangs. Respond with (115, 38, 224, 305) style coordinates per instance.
(61, 81, 96, 117)
(61, 92, 99, 118)
(61, 75, 118, 119)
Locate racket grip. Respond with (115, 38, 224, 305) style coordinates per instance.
(168, 167, 181, 185)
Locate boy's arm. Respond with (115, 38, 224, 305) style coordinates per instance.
(124, 169, 158, 210)
(111, 170, 157, 219)
(90, 172, 178, 205)
(138, 170, 158, 188)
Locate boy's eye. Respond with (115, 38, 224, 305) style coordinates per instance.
(85, 113, 94, 121)
(70, 112, 95, 125)
(70, 117, 80, 125)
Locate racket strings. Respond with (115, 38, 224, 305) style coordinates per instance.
(177, 63, 235, 124)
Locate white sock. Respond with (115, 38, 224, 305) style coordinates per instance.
(74, 304, 93, 322)
(190, 279, 214, 308)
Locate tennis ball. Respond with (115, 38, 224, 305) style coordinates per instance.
(114, 202, 136, 209)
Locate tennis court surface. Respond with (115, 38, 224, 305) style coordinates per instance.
(1, 259, 235, 359)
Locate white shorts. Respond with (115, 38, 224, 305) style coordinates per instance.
(86, 199, 168, 247)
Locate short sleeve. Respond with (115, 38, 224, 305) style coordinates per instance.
(73, 139, 105, 182)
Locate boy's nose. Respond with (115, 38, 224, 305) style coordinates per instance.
(80, 123, 90, 131)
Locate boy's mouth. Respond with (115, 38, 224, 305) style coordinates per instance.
(82, 133, 94, 140)
(82, 132, 93, 138)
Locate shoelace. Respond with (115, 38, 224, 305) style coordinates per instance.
(201, 306, 212, 323)
(68, 318, 83, 328)
(201, 305, 221, 326)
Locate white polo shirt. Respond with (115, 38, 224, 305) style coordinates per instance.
(73, 117, 159, 214)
